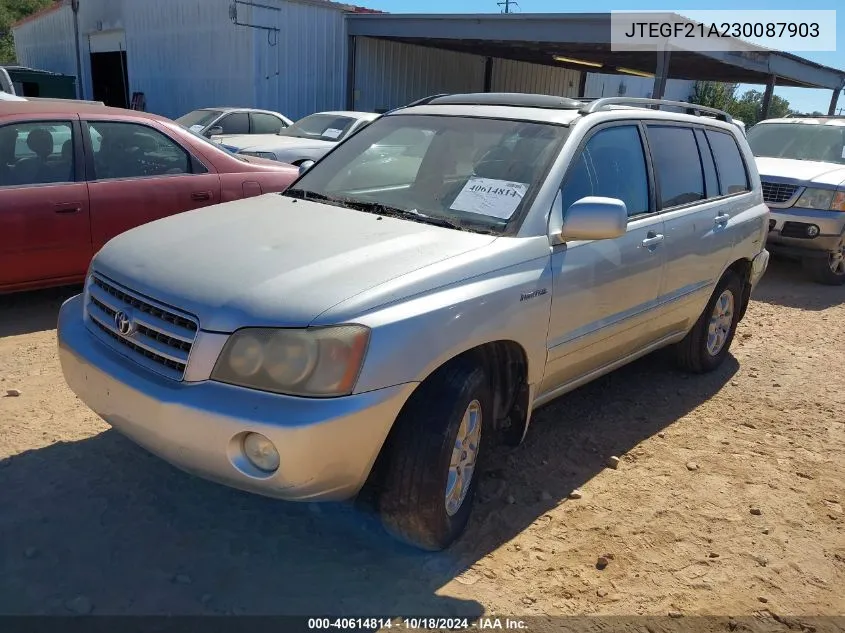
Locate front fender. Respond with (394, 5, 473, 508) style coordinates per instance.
(351, 255, 554, 394)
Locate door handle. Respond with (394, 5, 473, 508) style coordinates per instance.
(191, 191, 212, 201)
(714, 213, 730, 227)
(54, 203, 82, 214)
(641, 233, 665, 249)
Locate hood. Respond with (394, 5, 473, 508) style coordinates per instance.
(92, 195, 497, 332)
(214, 134, 334, 154)
(755, 157, 845, 188)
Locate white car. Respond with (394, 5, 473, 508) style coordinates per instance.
(0, 91, 27, 101)
(175, 107, 294, 140)
(229, 111, 380, 165)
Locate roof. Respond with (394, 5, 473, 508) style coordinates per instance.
(758, 117, 845, 127)
(308, 110, 380, 119)
(346, 12, 845, 90)
(0, 100, 168, 121)
(11, 1, 65, 29)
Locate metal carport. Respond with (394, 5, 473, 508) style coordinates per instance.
(344, 12, 845, 117)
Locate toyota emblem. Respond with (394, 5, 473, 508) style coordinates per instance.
(114, 310, 135, 336)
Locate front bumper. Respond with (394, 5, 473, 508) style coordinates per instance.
(57, 294, 416, 501)
(767, 207, 845, 257)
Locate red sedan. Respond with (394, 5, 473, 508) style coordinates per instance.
(0, 101, 299, 294)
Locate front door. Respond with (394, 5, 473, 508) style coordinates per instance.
(0, 118, 91, 290)
(83, 119, 221, 251)
(539, 123, 666, 397)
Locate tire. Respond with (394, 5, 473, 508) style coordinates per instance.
(802, 236, 845, 286)
(675, 270, 743, 374)
(378, 360, 491, 551)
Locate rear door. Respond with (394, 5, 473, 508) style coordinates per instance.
(646, 123, 748, 339)
(83, 119, 222, 251)
(0, 117, 91, 290)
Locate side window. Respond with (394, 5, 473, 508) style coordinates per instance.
(86, 121, 191, 181)
(0, 121, 75, 187)
(250, 113, 285, 134)
(560, 125, 650, 217)
(705, 129, 751, 195)
(693, 128, 720, 198)
(217, 112, 249, 135)
(646, 125, 705, 208)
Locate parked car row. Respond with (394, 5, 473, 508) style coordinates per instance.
(0, 100, 298, 293)
(54, 93, 774, 551)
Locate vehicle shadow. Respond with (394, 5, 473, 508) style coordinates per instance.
(0, 285, 82, 338)
(0, 349, 738, 617)
(752, 256, 845, 311)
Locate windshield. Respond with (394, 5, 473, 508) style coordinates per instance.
(286, 114, 569, 235)
(747, 122, 845, 164)
(175, 109, 222, 130)
(279, 114, 360, 141)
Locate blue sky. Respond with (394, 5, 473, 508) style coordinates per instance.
(365, 0, 844, 114)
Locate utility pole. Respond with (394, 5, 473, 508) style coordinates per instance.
(497, 0, 518, 13)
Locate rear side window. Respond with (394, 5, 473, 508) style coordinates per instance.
(706, 130, 750, 195)
(560, 125, 650, 217)
(250, 113, 286, 134)
(0, 120, 75, 187)
(646, 125, 704, 209)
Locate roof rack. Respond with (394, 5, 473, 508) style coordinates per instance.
(422, 93, 585, 110)
(579, 97, 733, 123)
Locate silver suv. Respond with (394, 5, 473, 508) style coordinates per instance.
(57, 93, 770, 551)
(747, 116, 845, 285)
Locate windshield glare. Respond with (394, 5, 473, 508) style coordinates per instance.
(176, 109, 222, 129)
(289, 114, 568, 234)
(280, 114, 358, 141)
(747, 122, 845, 164)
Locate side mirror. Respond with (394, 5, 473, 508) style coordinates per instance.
(206, 126, 223, 137)
(560, 196, 628, 241)
(298, 160, 316, 175)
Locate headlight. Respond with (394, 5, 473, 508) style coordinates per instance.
(211, 326, 370, 397)
(794, 188, 844, 211)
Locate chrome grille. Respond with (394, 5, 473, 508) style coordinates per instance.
(85, 275, 199, 381)
(761, 181, 800, 205)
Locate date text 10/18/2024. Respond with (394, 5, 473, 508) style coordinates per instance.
(307, 617, 529, 630)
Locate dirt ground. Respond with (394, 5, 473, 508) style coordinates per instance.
(1, 257, 843, 626)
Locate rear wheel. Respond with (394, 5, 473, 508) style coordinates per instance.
(675, 270, 743, 373)
(802, 236, 845, 286)
(378, 360, 491, 551)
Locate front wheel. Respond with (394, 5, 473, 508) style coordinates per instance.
(802, 236, 845, 286)
(378, 360, 491, 551)
(675, 270, 743, 373)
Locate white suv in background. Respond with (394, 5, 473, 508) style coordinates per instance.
(747, 116, 845, 285)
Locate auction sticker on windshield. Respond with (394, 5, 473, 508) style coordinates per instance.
(323, 128, 343, 139)
(450, 177, 528, 219)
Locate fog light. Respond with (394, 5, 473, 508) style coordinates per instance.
(806, 224, 820, 238)
(242, 433, 280, 473)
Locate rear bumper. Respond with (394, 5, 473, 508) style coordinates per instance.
(58, 294, 416, 501)
(750, 249, 770, 288)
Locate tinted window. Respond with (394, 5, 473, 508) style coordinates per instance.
(251, 113, 286, 134)
(87, 121, 191, 180)
(647, 125, 704, 208)
(0, 121, 75, 187)
(560, 125, 649, 217)
(706, 129, 750, 195)
(694, 128, 720, 198)
(217, 112, 249, 135)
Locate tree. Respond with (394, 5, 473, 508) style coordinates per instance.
(0, 0, 54, 64)
(689, 81, 793, 125)
(690, 81, 738, 111)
